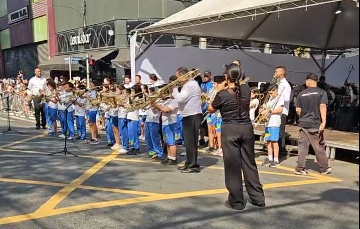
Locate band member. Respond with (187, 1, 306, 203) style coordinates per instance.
(295, 73, 331, 175)
(126, 85, 142, 155)
(139, 84, 149, 140)
(212, 75, 227, 156)
(57, 85, 66, 137)
(110, 85, 122, 150)
(87, 83, 100, 144)
(261, 85, 285, 168)
(250, 88, 260, 124)
(172, 67, 202, 173)
(102, 101, 115, 146)
(74, 85, 87, 141)
(208, 63, 265, 211)
(118, 88, 131, 153)
(275, 66, 292, 152)
(145, 87, 164, 160)
(46, 80, 58, 136)
(200, 71, 214, 148)
(58, 82, 76, 139)
(28, 68, 47, 129)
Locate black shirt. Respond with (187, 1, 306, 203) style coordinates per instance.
(295, 87, 328, 129)
(211, 85, 251, 124)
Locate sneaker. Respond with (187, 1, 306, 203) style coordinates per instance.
(161, 158, 177, 166)
(262, 158, 272, 166)
(111, 144, 121, 150)
(206, 147, 216, 153)
(67, 136, 74, 140)
(59, 134, 66, 139)
(118, 148, 128, 154)
(89, 139, 99, 145)
(295, 169, 310, 176)
(269, 161, 280, 168)
(320, 167, 332, 175)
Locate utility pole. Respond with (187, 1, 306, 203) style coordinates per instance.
(81, 0, 90, 89)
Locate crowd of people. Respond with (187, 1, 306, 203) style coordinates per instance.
(0, 61, 332, 211)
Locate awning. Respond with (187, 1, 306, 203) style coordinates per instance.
(38, 49, 118, 71)
(135, 0, 359, 50)
(111, 49, 131, 69)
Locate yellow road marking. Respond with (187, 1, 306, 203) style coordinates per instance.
(34, 151, 120, 214)
(0, 178, 158, 196)
(0, 178, 341, 226)
(0, 133, 47, 150)
(0, 148, 339, 181)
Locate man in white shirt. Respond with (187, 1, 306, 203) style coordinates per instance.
(172, 68, 202, 173)
(124, 75, 134, 89)
(274, 66, 292, 152)
(28, 68, 47, 129)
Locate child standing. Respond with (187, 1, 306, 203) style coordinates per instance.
(58, 82, 76, 140)
(74, 85, 87, 141)
(118, 88, 130, 154)
(126, 85, 142, 155)
(261, 85, 285, 168)
(145, 87, 164, 160)
(46, 80, 58, 136)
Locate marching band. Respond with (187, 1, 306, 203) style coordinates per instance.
(20, 61, 333, 211)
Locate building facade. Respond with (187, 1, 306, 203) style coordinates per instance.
(0, 0, 52, 78)
(43, 0, 188, 80)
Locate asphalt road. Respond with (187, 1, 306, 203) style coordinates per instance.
(0, 112, 359, 229)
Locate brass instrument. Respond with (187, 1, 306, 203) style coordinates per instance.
(130, 68, 202, 110)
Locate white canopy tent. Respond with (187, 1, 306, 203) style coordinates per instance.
(135, 0, 359, 50)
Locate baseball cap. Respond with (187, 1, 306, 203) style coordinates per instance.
(306, 73, 319, 82)
(204, 71, 211, 76)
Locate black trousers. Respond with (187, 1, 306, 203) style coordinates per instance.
(33, 98, 46, 128)
(222, 123, 265, 209)
(279, 114, 287, 151)
(182, 113, 202, 168)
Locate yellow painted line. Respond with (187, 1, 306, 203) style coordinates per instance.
(0, 177, 159, 196)
(34, 150, 120, 214)
(0, 149, 326, 180)
(0, 177, 342, 226)
(0, 133, 47, 150)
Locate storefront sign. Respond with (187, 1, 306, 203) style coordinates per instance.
(70, 34, 91, 46)
(8, 6, 29, 25)
(57, 21, 115, 53)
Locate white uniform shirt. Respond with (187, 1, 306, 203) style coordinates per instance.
(109, 107, 118, 117)
(278, 78, 292, 116)
(266, 96, 285, 128)
(87, 90, 98, 112)
(28, 76, 47, 96)
(161, 98, 179, 125)
(118, 107, 127, 119)
(250, 98, 260, 121)
(75, 98, 86, 116)
(58, 91, 74, 112)
(124, 82, 134, 89)
(127, 109, 139, 121)
(146, 107, 160, 123)
(172, 80, 202, 117)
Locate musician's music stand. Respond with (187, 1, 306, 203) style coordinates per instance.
(2, 95, 23, 135)
(49, 90, 87, 157)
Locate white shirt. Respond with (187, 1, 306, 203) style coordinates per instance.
(161, 98, 179, 125)
(75, 98, 86, 116)
(118, 107, 127, 119)
(28, 76, 47, 96)
(124, 82, 134, 89)
(127, 109, 139, 121)
(172, 80, 202, 117)
(266, 96, 285, 128)
(146, 107, 160, 123)
(87, 90, 98, 111)
(278, 78, 292, 116)
(250, 98, 260, 121)
(109, 107, 118, 117)
(139, 108, 147, 116)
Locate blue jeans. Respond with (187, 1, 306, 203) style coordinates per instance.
(106, 118, 115, 144)
(119, 118, 129, 150)
(76, 116, 86, 139)
(128, 119, 140, 150)
(145, 122, 163, 157)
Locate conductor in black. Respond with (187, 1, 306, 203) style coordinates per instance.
(208, 63, 265, 210)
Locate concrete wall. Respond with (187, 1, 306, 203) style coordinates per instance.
(53, 0, 185, 33)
